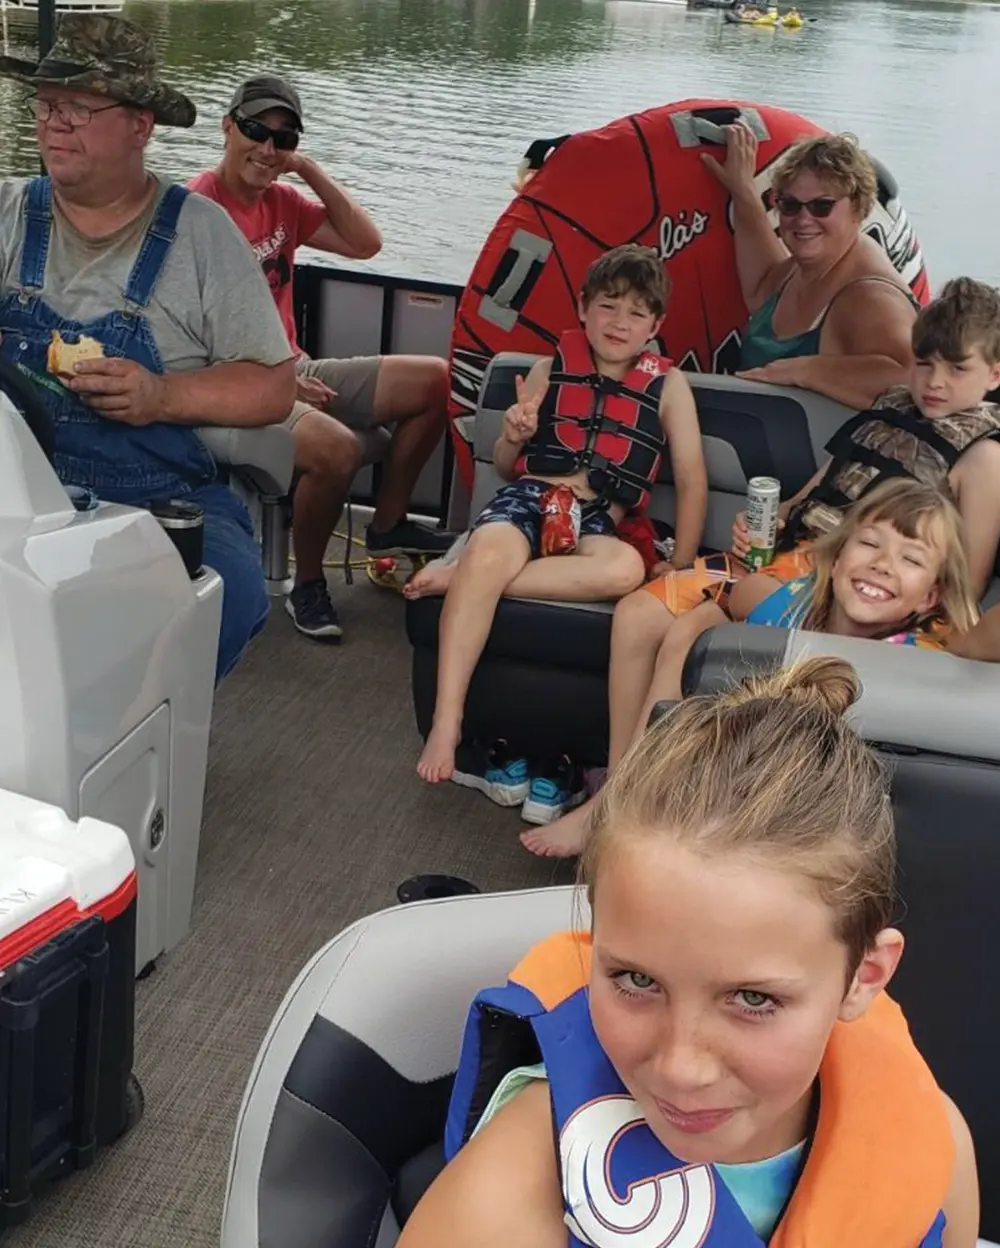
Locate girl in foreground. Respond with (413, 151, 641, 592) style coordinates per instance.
(399, 658, 979, 1246)
(524, 477, 979, 856)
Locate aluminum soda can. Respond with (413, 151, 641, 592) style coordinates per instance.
(745, 476, 781, 570)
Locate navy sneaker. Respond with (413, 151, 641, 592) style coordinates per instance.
(521, 757, 587, 825)
(451, 740, 531, 807)
(285, 579, 343, 641)
(366, 518, 455, 557)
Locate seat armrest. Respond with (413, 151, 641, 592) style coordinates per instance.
(198, 426, 294, 497)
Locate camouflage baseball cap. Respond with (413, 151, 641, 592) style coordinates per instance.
(0, 13, 196, 128)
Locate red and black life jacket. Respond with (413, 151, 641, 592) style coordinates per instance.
(516, 329, 672, 512)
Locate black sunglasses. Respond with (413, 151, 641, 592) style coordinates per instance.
(775, 194, 842, 219)
(231, 111, 300, 152)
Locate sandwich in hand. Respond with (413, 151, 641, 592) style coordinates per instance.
(47, 329, 105, 381)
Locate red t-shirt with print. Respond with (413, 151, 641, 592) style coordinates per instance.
(187, 170, 327, 354)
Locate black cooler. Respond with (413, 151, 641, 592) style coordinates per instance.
(0, 788, 143, 1234)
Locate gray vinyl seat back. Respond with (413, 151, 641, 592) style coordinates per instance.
(198, 425, 295, 499)
(472, 353, 1000, 605)
(677, 622, 1000, 1239)
(472, 352, 854, 556)
(221, 887, 585, 1248)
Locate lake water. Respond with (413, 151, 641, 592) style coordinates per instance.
(0, 0, 997, 287)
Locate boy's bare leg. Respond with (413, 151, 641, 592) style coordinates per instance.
(520, 585, 675, 858)
(403, 559, 457, 600)
(417, 524, 532, 783)
(403, 530, 470, 599)
(727, 571, 785, 620)
(521, 599, 725, 858)
(507, 533, 645, 601)
(607, 590, 678, 768)
(632, 599, 728, 728)
(406, 531, 645, 602)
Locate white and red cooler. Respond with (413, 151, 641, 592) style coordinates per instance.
(0, 788, 142, 1232)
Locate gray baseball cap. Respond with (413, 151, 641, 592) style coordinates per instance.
(229, 74, 303, 130)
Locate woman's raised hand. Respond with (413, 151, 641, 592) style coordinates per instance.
(701, 122, 759, 195)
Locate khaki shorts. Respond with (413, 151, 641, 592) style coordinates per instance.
(286, 355, 383, 432)
(642, 545, 814, 615)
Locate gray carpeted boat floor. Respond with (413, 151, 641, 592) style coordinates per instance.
(6, 573, 574, 1248)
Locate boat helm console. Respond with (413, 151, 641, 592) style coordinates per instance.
(0, 392, 222, 975)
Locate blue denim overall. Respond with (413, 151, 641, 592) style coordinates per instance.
(0, 177, 269, 681)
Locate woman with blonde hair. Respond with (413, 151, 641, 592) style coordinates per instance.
(704, 130, 918, 409)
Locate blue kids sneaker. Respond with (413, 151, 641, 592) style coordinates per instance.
(451, 740, 531, 807)
(521, 756, 587, 826)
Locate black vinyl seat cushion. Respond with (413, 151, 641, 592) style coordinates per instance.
(406, 596, 614, 764)
(406, 595, 612, 674)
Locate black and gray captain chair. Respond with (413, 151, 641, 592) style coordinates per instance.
(203, 425, 392, 592)
(198, 425, 296, 592)
(221, 630, 1000, 1247)
(220, 886, 580, 1247)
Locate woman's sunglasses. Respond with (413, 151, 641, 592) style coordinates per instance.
(775, 194, 842, 219)
(231, 111, 300, 152)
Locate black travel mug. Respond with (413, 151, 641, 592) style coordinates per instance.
(150, 498, 204, 579)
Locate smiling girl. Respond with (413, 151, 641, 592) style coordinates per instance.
(398, 658, 979, 1247)
(731, 475, 978, 647)
(523, 477, 978, 857)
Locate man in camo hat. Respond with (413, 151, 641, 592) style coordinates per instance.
(0, 14, 296, 682)
(0, 10, 197, 127)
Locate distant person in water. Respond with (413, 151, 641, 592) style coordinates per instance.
(189, 75, 454, 643)
(704, 129, 918, 409)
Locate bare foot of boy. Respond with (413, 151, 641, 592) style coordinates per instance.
(403, 560, 456, 600)
(519, 798, 595, 858)
(417, 722, 461, 782)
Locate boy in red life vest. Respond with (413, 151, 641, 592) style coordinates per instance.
(417, 244, 708, 784)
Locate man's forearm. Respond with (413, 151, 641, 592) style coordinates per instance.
(161, 360, 296, 427)
(795, 353, 908, 410)
(299, 158, 382, 259)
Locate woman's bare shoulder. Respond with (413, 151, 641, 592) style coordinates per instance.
(834, 238, 915, 306)
(398, 1080, 566, 1248)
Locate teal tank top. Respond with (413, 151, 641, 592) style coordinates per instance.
(739, 284, 822, 369)
(738, 275, 917, 371)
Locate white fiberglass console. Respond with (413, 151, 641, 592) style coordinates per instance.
(0, 395, 222, 974)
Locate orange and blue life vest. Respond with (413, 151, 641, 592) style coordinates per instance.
(445, 931, 954, 1247)
(516, 329, 672, 512)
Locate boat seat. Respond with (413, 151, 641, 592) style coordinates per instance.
(407, 352, 1000, 763)
(198, 425, 295, 499)
(220, 873, 1000, 1245)
(198, 423, 298, 591)
(407, 351, 853, 763)
(213, 421, 392, 593)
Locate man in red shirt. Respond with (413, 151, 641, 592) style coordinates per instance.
(190, 75, 452, 641)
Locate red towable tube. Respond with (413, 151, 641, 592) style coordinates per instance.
(448, 98, 930, 495)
